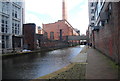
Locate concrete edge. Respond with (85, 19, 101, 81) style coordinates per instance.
(1, 46, 75, 57)
(35, 63, 76, 79)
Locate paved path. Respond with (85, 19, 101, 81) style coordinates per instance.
(31, 46, 119, 80)
(86, 47, 118, 79)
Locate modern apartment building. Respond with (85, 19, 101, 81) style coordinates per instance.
(88, 1, 95, 44)
(0, 1, 25, 54)
(88, 0, 120, 64)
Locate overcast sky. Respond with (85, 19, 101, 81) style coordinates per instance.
(25, 0, 89, 34)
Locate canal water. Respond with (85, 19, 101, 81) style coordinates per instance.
(3, 45, 84, 79)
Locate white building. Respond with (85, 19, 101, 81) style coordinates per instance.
(88, 1, 95, 27)
(88, 0, 105, 43)
(0, 1, 25, 54)
(88, 0, 96, 44)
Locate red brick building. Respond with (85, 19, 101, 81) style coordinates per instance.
(43, 20, 79, 41)
(23, 23, 37, 50)
(88, 2, 120, 64)
(23, 23, 70, 50)
(43, 0, 79, 41)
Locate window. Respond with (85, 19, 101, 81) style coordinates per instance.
(5, 28, 7, 33)
(12, 20, 20, 35)
(15, 30, 17, 34)
(2, 2, 9, 14)
(18, 31, 19, 34)
(12, 22, 14, 34)
(15, 11, 17, 18)
(101, 21, 105, 26)
(2, 20, 4, 23)
(50, 32, 54, 40)
(91, 23, 94, 26)
(12, 10, 14, 17)
(108, 3, 112, 19)
(1, 20, 4, 32)
(60, 29, 62, 40)
(91, 16, 95, 20)
(100, 1, 103, 5)
(6, 36, 9, 48)
(91, 18, 94, 21)
(91, 9, 94, 13)
(6, 21, 7, 24)
(44, 32, 48, 38)
(1, 16, 8, 33)
(18, 24, 19, 27)
(91, 3, 94, 7)
(2, 42, 5, 48)
(2, 27, 4, 32)
(2, 35, 5, 48)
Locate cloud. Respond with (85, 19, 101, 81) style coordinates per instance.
(25, 0, 62, 20)
(25, 0, 89, 34)
(68, 0, 89, 34)
(67, 0, 85, 11)
(25, 12, 42, 26)
(25, 0, 86, 20)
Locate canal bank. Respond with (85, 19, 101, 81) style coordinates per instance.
(32, 46, 88, 80)
(1, 45, 78, 58)
(3, 45, 83, 79)
(31, 46, 119, 80)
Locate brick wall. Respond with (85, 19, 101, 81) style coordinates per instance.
(40, 40, 68, 49)
(23, 23, 37, 50)
(43, 20, 79, 40)
(93, 2, 120, 63)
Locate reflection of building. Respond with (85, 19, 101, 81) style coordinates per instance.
(43, 0, 79, 41)
(88, 0, 120, 64)
(0, 1, 25, 54)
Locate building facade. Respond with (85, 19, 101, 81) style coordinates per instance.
(43, 20, 79, 41)
(43, 0, 79, 42)
(23, 23, 69, 50)
(0, 1, 25, 54)
(23, 23, 37, 50)
(88, 0, 97, 45)
(88, 0, 120, 64)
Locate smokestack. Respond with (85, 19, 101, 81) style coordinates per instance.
(62, 0, 67, 20)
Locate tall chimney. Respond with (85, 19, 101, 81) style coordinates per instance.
(62, 0, 67, 20)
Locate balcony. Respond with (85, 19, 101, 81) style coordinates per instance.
(92, 26, 100, 31)
(100, 12, 109, 21)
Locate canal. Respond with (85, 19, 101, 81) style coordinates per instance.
(3, 45, 84, 79)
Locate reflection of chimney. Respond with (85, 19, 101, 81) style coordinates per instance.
(62, 0, 67, 20)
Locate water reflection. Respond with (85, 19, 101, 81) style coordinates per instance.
(3, 45, 84, 79)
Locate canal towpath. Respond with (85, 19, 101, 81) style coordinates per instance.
(33, 46, 119, 79)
